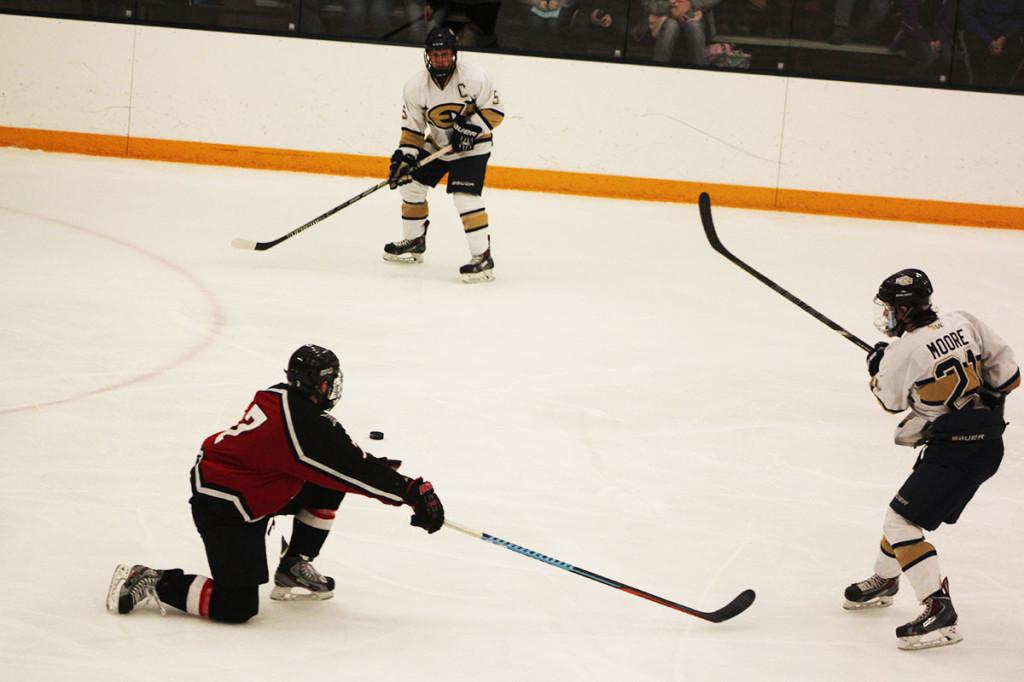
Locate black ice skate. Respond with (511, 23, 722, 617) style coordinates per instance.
(106, 564, 166, 615)
(270, 555, 335, 601)
(896, 578, 962, 650)
(459, 248, 494, 283)
(383, 222, 428, 263)
(843, 574, 899, 610)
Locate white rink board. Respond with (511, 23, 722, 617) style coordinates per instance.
(0, 16, 134, 135)
(779, 78, 1024, 205)
(1, 14, 1023, 206)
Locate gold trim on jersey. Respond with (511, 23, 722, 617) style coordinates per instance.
(461, 208, 488, 233)
(893, 540, 937, 570)
(402, 201, 429, 220)
(999, 370, 1021, 393)
(480, 109, 505, 130)
(400, 128, 425, 149)
(915, 362, 982, 406)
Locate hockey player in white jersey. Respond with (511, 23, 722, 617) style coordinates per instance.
(384, 26, 505, 283)
(843, 268, 1019, 650)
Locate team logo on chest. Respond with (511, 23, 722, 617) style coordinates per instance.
(427, 102, 465, 129)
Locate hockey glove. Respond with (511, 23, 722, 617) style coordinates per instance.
(450, 115, 482, 153)
(388, 150, 418, 190)
(866, 341, 888, 377)
(402, 477, 444, 533)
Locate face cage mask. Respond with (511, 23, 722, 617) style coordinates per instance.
(874, 297, 899, 336)
(323, 373, 343, 409)
(425, 51, 455, 80)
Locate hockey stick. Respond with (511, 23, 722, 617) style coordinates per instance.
(231, 145, 453, 251)
(444, 519, 756, 623)
(698, 192, 873, 352)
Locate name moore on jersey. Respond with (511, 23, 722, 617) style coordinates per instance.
(870, 310, 1020, 446)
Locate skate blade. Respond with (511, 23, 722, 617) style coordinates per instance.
(897, 625, 962, 650)
(383, 253, 424, 264)
(106, 564, 131, 613)
(460, 270, 495, 284)
(843, 595, 894, 610)
(270, 585, 334, 602)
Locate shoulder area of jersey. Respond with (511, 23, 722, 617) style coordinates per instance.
(404, 68, 432, 92)
(454, 59, 489, 83)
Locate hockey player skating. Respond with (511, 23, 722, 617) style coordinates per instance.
(384, 26, 504, 283)
(844, 269, 1019, 650)
(106, 344, 444, 623)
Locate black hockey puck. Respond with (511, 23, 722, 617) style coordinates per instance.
(369, 431, 384, 440)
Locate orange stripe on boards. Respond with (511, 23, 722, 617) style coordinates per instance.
(0, 126, 128, 157)
(777, 188, 1024, 230)
(2, 125, 1022, 230)
(486, 166, 778, 209)
(127, 137, 385, 178)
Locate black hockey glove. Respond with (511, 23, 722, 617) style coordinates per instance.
(866, 341, 889, 377)
(388, 150, 417, 190)
(402, 477, 444, 533)
(450, 115, 482, 153)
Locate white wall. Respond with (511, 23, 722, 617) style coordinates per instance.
(1, 14, 1021, 207)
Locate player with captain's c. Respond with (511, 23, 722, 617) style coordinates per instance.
(384, 27, 505, 283)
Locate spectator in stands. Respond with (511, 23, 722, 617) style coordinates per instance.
(959, 0, 1024, 86)
(827, 0, 891, 45)
(632, 0, 724, 64)
(560, 0, 627, 55)
(520, 0, 565, 43)
(892, 0, 956, 80)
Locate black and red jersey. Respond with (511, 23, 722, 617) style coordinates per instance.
(191, 384, 408, 522)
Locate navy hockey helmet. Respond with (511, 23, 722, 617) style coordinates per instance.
(874, 268, 936, 337)
(286, 344, 343, 409)
(424, 27, 458, 81)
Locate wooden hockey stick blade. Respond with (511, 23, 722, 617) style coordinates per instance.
(698, 192, 872, 351)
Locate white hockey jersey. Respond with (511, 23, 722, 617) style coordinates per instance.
(871, 310, 1020, 446)
(398, 60, 504, 162)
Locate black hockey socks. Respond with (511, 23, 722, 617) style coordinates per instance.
(286, 508, 336, 560)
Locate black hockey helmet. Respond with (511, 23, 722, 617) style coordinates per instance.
(874, 268, 936, 336)
(424, 27, 458, 81)
(285, 344, 343, 409)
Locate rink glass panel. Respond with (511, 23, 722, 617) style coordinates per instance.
(1, 1, 1021, 92)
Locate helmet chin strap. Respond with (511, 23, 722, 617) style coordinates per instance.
(430, 71, 453, 88)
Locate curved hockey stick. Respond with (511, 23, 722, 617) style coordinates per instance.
(231, 144, 453, 252)
(444, 519, 756, 623)
(698, 192, 872, 352)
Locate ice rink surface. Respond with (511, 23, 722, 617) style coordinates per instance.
(1, 148, 1022, 681)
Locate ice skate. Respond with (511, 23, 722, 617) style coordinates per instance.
(106, 564, 166, 615)
(383, 222, 428, 264)
(459, 248, 494, 283)
(843, 573, 899, 610)
(270, 555, 335, 601)
(896, 578, 962, 650)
